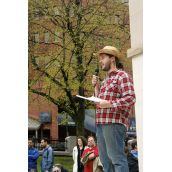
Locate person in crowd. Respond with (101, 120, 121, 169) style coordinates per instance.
(127, 140, 139, 172)
(81, 136, 103, 172)
(28, 138, 39, 172)
(92, 46, 136, 172)
(40, 138, 54, 172)
(73, 136, 87, 172)
(52, 164, 68, 172)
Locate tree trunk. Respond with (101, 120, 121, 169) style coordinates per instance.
(75, 106, 85, 136)
(75, 86, 85, 136)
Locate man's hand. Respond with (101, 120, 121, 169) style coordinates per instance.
(92, 75, 100, 87)
(97, 100, 112, 108)
(92, 75, 100, 97)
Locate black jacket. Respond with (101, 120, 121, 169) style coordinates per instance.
(127, 153, 139, 172)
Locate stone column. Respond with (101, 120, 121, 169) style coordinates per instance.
(127, 0, 143, 172)
(35, 129, 38, 139)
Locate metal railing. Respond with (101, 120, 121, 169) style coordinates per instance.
(32, 139, 66, 151)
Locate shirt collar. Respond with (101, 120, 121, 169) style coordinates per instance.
(107, 69, 120, 77)
(44, 145, 50, 151)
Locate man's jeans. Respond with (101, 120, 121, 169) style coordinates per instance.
(96, 123, 129, 172)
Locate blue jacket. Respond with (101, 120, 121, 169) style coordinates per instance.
(28, 147, 39, 170)
(41, 146, 54, 172)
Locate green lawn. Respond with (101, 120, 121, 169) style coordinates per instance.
(37, 155, 73, 172)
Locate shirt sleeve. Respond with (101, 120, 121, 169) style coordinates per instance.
(110, 72, 136, 113)
(45, 148, 53, 170)
(72, 147, 75, 161)
(72, 146, 76, 161)
(93, 146, 99, 157)
(28, 149, 39, 160)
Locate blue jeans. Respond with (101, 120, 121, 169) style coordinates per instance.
(96, 123, 129, 172)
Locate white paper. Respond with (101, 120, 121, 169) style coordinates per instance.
(76, 95, 102, 103)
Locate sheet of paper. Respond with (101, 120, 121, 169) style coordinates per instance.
(76, 95, 102, 103)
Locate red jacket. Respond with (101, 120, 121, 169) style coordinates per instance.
(81, 146, 99, 172)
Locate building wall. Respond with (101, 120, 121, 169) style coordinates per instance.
(29, 94, 58, 140)
(28, 2, 60, 140)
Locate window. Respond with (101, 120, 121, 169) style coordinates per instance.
(54, 31, 59, 43)
(53, 6, 59, 16)
(40, 112, 52, 123)
(34, 33, 39, 43)
(44, 32, 49, 43)
(34, 9, 40, 19)
(115, 15, 120, 24)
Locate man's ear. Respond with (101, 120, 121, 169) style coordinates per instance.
(110, 56, 115, 63)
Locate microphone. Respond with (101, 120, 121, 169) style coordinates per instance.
(94, 68, 99, 96)
(95, 68, 99, 76)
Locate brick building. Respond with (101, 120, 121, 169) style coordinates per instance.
(28, 94, 58, 140)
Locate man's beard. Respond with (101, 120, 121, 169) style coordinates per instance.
(102, 61, 111, 71)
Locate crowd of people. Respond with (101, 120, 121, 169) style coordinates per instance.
(28, 135, 138, 172)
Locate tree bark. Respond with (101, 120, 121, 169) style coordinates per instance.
(75, 86, 85, 136)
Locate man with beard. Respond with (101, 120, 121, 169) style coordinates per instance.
(92, 46, 136, 172)
(40, 138, 54, 172)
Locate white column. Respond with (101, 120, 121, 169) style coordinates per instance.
(128, 49, 143, 172)
(128, 0, 143, 171)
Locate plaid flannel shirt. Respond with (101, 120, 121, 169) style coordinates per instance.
(96, 69, 136, 128)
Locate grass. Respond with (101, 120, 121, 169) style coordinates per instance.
(37, 155, 73, 172)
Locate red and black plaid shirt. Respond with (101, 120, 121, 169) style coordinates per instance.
(96, 69, 136, 128)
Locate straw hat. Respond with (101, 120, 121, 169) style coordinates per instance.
(97, 46, 122, 59)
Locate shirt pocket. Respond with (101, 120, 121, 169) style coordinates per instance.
(99, 78, 120, 99)
(105, 79, 121, 99)
(105, 79, 118, 92)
